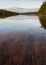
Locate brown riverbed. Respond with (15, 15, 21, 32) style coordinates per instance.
(0, 31, 46, 65)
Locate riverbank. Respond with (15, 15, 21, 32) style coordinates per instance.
(0, 9, 20, 18)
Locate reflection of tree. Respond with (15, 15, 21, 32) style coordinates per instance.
(39, 16, 46, 29)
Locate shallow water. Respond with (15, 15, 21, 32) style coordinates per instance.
(0, 15, 46, 65)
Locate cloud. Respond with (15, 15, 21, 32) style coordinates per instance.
(0, 0, 44, 9)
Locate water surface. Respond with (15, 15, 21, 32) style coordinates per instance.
(0, 15, 45, 32)
(0, 15, 46, 65)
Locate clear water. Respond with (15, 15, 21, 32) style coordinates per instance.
(0, 15, 46, 65)
(0, 15, 46, 33)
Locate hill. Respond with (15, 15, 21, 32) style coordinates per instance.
(0, 9, 19, 18)
(0, 8, 38, 18)
(38, 2, 46, 15)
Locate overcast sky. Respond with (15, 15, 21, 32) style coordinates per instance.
(0, 0, 44, 9)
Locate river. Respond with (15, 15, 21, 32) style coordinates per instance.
(0, 15, 46, 65)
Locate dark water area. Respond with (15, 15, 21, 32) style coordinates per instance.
(0, 15, 46, 65)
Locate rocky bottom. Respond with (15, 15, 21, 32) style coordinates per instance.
(0, 32, 46, 65)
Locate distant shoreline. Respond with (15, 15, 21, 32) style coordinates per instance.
(0, 9, 46, 18)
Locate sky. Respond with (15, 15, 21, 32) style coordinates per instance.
(0, 0, 44, 9)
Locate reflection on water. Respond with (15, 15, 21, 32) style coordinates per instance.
(0, 15, 46, 65)
(0, 15, 41, 33)
(39, 16, 46, 29)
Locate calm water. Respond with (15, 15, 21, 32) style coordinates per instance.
(0, 15, 46, 33)
(0, 15, 46, 65)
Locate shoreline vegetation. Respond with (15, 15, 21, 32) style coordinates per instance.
(0, 2, 46, 18)
(38, 2, 46, 15)
(0, 9, 20, 18)
(0, 9, 38, 18)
